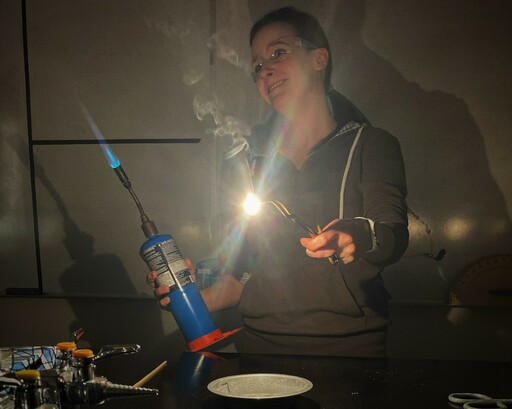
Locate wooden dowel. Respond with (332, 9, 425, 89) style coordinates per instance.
(133, 360, 167, 387)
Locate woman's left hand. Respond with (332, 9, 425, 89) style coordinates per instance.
(299, 219, 356, 264)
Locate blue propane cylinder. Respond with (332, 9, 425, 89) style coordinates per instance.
(140, 233, 233, 351)
(105, 161, 239, 350)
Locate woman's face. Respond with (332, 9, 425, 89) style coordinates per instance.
(251, 22, 322, 115)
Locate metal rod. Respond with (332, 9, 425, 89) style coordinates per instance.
(22, 0, 43, 294)
(268, 200, 339, 265)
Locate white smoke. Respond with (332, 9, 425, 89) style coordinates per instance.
(143, 16, 193, 40)
(146, 16, 252, 158)
(183, 69, 205, 86)
(206, 33, 250, 75)
(193, 94, 250, 158)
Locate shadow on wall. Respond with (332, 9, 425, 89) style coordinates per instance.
(6, 134, 237, 357)
(5, 134, 171, 350)
(6, 134, 138, 297)
(331, 2, 512, 301)
(0, 69, 39, 289)
(249, 0, 512, 301)
(44, 161, 168, 349)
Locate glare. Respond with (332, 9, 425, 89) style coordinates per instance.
(243, 193, 262, 216)
(444, 216, 472, 240)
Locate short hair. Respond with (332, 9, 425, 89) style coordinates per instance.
(249, 7, 332, 92)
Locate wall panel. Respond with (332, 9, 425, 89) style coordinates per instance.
(2, 0, 512, 306)
(0, 0, 38, 290)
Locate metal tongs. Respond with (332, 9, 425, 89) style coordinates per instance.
(269, 200, 339, 265)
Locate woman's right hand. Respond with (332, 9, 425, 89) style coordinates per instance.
(146, 258, 196, 309)
(146, 271, 170, 309)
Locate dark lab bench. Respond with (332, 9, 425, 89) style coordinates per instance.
(101, 351, 511, 409)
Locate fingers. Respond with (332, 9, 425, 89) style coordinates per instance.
(158, 294, 170, 309)
(300, 230, 355, 265)
(184, 258, 195, 272)
(153, 284, 168, 297)
(153, 284, 170, 309)
(146, 271, 158, 288)
(147, 255, 195, 308)
(339, 242, 356, 264)
(322, 218, 341, 230)
(146, 271, 171, 308)
(184, 258, 196, 280)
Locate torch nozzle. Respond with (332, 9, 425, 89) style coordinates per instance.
(141, 219, 158, 238)
(112, 164, 159, 238)
(114, 165, 132, 189)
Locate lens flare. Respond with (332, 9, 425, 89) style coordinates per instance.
(243, 193, 261, 216)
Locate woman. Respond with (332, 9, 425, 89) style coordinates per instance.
(149, 7, 408, 357)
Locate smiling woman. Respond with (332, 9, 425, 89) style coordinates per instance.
(148, 6, 409, 357)
(250, 21, 331, 127)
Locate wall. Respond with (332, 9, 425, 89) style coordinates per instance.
(1, 0, 215, 296)
(1, 0, 511, 360)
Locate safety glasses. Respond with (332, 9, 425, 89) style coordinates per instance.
(251, 35, 315, 82)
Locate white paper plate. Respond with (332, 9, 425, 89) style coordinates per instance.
(207, 373, 313, 400)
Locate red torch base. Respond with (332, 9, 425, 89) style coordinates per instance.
(187, 327, 242, 352)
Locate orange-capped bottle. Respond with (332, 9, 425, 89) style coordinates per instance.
(55, 342, 77, 382)
(71, 349, 96, 382)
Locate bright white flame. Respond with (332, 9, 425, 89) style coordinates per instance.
(243, 193, 261, 216)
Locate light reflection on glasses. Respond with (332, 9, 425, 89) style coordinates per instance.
(251, 35, 314, 82)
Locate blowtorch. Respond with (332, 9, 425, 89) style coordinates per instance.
(110, 160, 239, 351)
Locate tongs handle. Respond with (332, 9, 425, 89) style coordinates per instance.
(93, 344, 141, 362)
(272, 200, 339, 265)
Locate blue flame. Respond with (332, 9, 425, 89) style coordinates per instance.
(80, 101, 121, 168)
(100, 142, 121, 168)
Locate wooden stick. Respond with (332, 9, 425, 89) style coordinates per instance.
(133, 360, 167, 387)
